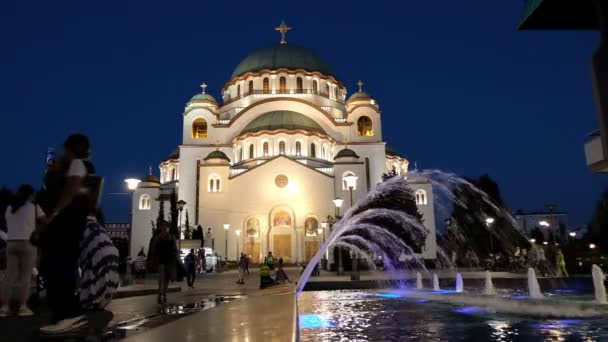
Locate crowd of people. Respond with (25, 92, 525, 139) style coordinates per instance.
(0, 134, 120, 335)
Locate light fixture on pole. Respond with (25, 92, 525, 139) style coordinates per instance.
(177, 200, 187, 253)
(485, 217, 495, 257)
(343, 174, 359, 281)
(538, 220, 555, 243)
(590, 243, 597, 250)
(333, 198, 344, 276)
(223, 224, 230, 261)
(320, 222, 328, 270)
(332, 198, 344, 219)
(530, 238, 536, 244)
(569, 231, 576, 237)
(124, 178, 141, 257)
(235, 229, 241, 260)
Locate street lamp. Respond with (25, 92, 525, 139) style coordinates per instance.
(530, 238, 536, 244)
(177, 200, 187, 253)
(333, 199, 344, 276)
(223, 224, 230, 262)
(485, 217, 495, 258)
(590, 243, 597, 250)
(539, 220, 555, 243)
(332, 198, 344, 218)
(235, 229, 241, 260)
(343, 174, 359, 281)
(569, 232, 577, 237)
(124, 178, 141, 257)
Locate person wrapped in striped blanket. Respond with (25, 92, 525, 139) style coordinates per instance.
(78, 217, 120, 310)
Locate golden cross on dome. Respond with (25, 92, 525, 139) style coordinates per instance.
(200, 82, 208, 94)
(274, 20, 291, 45)
(357, 80, 364, 92)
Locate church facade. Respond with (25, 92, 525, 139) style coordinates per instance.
(129, 23, 437, 263)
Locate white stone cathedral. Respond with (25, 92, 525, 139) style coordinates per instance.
(129, 22, 437, 263)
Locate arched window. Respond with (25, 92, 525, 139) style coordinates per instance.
(324, 83, 329, 96)
(263, 141, 269, 156)
(246, 218, 260, 238)
(296, 77, 303, 93)
(305, 217, 319, 237)
(279, 141, 286, 155)
(208, 174, 222, 192)
(248, 80, 253, 95)
(139, 194, 151, 210)
(357, 116, 373, 137)
(263, 78, 269, 94)
(310, 143, 316, 158)
(334, 87, 339, 99)
(239, 147, 243, 162)
(312, 80, 318, 94)
(249, 144, 254, 159)
(342, 171, 357, 191)
(279, 77, 286, 93)
(237, 84, 241, 98)
(171, 168, 176, 181)
(192, 118, 208, 139)
(415, 189, 428, 205)
(321, 145, 326, 159)
(295, 141, 302, 156)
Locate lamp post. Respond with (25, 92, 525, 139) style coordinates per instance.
(485, 217, 495, 259)
(343, 174, 359, 281)
(124, 178, 141, 257)
(177, 200, 187, 254)
(539, 220, 554, 243)
(223, 224, 230, 262)
(333, 198, 344, 275)
(235, 229, 241, 260)
(319, 222, 327, 270)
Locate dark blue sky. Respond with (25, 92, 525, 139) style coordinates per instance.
(1, 1, 605, 225)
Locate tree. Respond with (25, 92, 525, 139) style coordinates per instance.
(155, 197, 165, 234)
(169, 190, 179, 239)
(184, 209, 191, 239)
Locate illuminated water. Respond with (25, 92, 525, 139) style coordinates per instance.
(299, 290, 608, 341)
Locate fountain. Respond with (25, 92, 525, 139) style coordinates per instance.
(455, 273, 463, 293)
(416, 272, 423, 290)
(592, 264, 606, 304)
(433, 273, 440, 291)
(527, 268, 543, 299)
(483, 271, 495, 295)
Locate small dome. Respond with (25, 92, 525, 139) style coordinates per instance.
(385, 144, 401, 157)
(231, 44, 335, 79)
(142, 174, 160, 184)
(348, 91, 371, 101)
(167, 148, 179, 160)
(334, 148, 359, 160)
(240, 111, 326, 136)
(204, 150, 230, 162)
(189, 93, 217, 103)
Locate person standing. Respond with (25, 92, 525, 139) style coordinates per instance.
(556, 248, 568, 277)
(39, 134, 95, 334)
(264, 252, 275, 271)
(236, 253, 245, 285)
(0, 185, 45, 317)
(244, 254, 250, 275)
(184, 249, 197, 289)
(154, 221, 177, 304)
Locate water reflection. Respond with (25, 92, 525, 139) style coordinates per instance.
(299, 290, 608, 342)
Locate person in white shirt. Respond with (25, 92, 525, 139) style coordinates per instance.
(0, 184, 45, 317)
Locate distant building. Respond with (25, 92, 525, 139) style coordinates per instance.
(106, 222, 130, 240)
(514, 209, 568, 240)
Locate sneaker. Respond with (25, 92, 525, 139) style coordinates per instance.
(17, 306, 34, 317)
(0, 306, 9, 317)
(40, 315, 87, 334)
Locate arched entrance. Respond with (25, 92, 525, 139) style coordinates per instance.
(269, 207, 294, 262)
(244, 217, 261, 263)
(304, 217, 320, 262)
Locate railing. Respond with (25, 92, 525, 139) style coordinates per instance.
(229, 168, 247, 177)
(222, 88, 345, 105)
(230, 155, 334, 177)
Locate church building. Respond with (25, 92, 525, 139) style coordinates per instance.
(129, 22, 437, 264)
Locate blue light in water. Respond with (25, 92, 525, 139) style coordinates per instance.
(300, 314, 334, 329)
(557, 319, 582, 325)
(376, 293, 401, 299)
(453, 306, 485, 315)
(510, 295, 528, 300)
(551, 289, 578, 294)
(415, 299, 429, 303)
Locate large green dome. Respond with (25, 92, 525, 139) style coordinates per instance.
(240, 111, 326, 135)
(231, 44, 335, 79)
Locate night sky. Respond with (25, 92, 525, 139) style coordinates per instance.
(1, 1, 605, 225)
